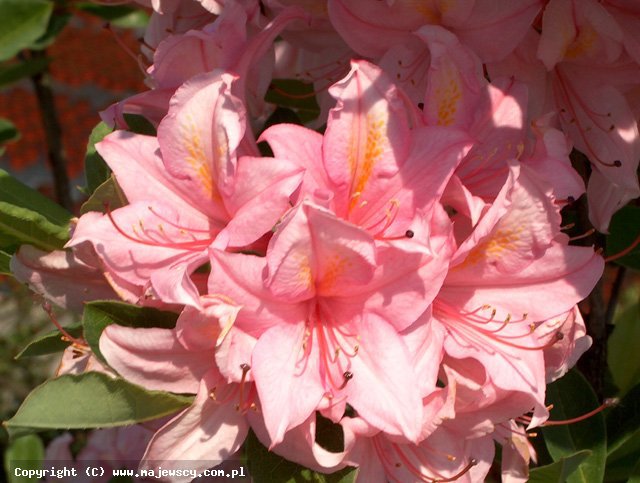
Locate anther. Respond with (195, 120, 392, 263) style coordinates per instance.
(338, 371, 353, 390)
(613, 160, 622, 167)
(405, 229, 415, 238)
(417, 102, 424, 110)
(542, 398, 618, 426)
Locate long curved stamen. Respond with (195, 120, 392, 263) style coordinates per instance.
(539, 398, 618, 426)
(42, 302, 86, 347)
(605, 231, 640, 262)
(435, 301, 562, 351)
(105, 203, 214, 250)
(554, 69, 623, 169)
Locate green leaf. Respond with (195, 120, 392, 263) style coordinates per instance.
(246, 431, 356, 483)
(607, 291, 640, 395)
(15, 322, 83, 359)
(628, 458, 640, 483)
(265, 79, 320, 124)
(76, 3, 149, 29)
(123, 114, 156, 136)
(4, 434, 44, 483)
(0, 57, 49, 87)
(84, 121, 113, 195)
(29, 12, 70, 50)
(3, 372, 192, 438)
(0, 0, 54, 61)
(0, 117, 19, 143)
(528, 450, 592, 483)
(605, 384, 640, 481)
(0, 249, 10, 274)
(542, 370, 607, 483)
(80, 175, 128, 215)
(606, 206, 640, 270)
(82, 301, 178, 363)
(0, 169, 72, 251)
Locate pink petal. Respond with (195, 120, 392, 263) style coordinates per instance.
(158, 71, 245, 220)
(99, 325, 212, 393)
(10, 246, 117, 312)
(251, 322, 325, 445)
(141, 371, 248, 482)
(324, 60, 412, 221)
(343, 314, 423, 443)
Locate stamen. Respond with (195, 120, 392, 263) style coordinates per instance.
(104, 203, 213, 250)
(42, 302, 86, 347)
(433, 459, 477, 482)
(338, 371, 353, 390)
(605, 231, 640, 262)
(569, 228, 595, 242)
(405, 230, 415, 238)
(541, 398, 618, 426)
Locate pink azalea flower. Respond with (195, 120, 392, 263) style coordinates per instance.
(489, 0, 640, 230)
(10, 244, 118, 312)
(342, 415, 495, 483)
(99, 297, 251, 480)
(207, 201, 450, 445)
(69, 72, 303, 307)
(327, 0, 542, 62)
(261, 60, 472, 240)
(432, 163, 603, 421)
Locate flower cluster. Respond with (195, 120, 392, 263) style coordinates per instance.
(13, 0, 640, 481)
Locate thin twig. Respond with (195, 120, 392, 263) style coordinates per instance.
(29, 49, 72, 211)
(605, 266, 627, 327)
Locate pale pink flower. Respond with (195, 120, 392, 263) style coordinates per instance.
(207, 201, 450, 445)
(433, 164, 603, 421)
(99, 297, 251, 481)
(70, 73, 303, 307)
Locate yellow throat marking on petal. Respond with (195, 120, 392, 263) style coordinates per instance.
(434, 66, 462, 126)
(348, 114, 386, 211)
(565, 25, 598, 59)
(297, 254, 314, 288)
(401, 0, 440, 23)
(457, 227, 524, 268)
(318, 254, 351, 292)
(181, 117, 221, 201)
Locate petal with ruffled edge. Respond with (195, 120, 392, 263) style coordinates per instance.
(157, 71, 245, 220)
(323, 60, 412, 222)
(251, 322, 325, 446)
(99, 325, 212, 394)
(141, 371, 248, 483)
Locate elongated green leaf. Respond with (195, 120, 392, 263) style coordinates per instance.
(84, 122, 113, 195)
(0, 57, 49, 87)
(629, 458, 640, 483)
(75, 3, 149, 28)
(4, 372, 192, 438)
(542, 370, 606, 483)
(0, 118, 19, 143)
(83, 301, 178, 363)
(15, 322, 83, 359)
(123, 114, 156, 136)
(80, 175, 128, 215)
(4, 434, 44, 483)
(606, 206, 640, 270)
(265, 79, 320, 124)
(0, 0, 54, 61)
(0, 169, 71, 251)
(607, 384, 640, 457)
(246, 431, 356, 483)
(0, 249, 10, 274)
(528, 450, 591, 483)
(608, 294, 640, 395)
(605, 384, 640, 481)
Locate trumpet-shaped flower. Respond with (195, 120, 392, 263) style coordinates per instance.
(69, 72, 303, 307)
